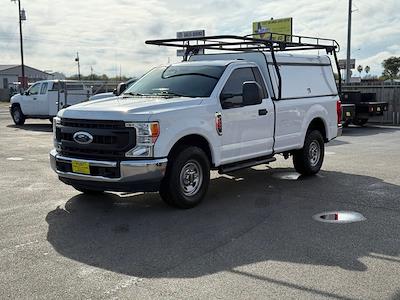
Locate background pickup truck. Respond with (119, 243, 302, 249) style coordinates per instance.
(342, 91, 388, 126)
(10, 80, 91, 125)
(50, 35, 342, 208)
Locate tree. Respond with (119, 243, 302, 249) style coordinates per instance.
(382, 56, 400, 79)
(357, 65, 363, 76)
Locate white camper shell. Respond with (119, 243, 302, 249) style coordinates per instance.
(190, 52, 337, 101)
(10, 80, 91, 125)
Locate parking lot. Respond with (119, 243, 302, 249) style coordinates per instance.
(0, 102, 399, 299)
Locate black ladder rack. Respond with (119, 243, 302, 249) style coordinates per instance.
(145, 33, 342, 99)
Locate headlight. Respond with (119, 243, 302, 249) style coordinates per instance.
(125, 122, 160, 158)
(53, 117, 61, 151)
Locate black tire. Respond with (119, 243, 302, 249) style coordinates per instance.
(342, 120, 351, 128)
(352, 118, 368, 126)
(293, 130, 325, 176)
(11, 105, 25, 125)
(160, 146, 210, 209)
(73, 186, 104, 195)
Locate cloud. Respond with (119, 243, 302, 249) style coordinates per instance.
(0, 0, 399, 77)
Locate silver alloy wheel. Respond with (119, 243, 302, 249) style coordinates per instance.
(13, 108, 21, 123)
(309, 140, 321, 167)
(179, 160, 203, 197)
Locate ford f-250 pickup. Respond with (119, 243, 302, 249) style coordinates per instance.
(50, 34, 342, 208)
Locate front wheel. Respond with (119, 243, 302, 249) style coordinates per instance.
(160, 146, 210, 209)
(11, 105, 25, 125)
(293, 130, 325, 176)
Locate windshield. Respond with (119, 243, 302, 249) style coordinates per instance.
(123, 65, 225, 98)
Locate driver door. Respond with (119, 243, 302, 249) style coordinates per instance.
(20, 82, 41, 115)
(219, 67, 274, 164)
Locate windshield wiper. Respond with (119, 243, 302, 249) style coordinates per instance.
(122, 92, 147, 97)
(150, 90, 186, 98)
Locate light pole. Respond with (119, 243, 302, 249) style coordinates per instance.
(75, 52, 81, 80)
(11, 0, 26, 89)
(346, 0, 352, 84)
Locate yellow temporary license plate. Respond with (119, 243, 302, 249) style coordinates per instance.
(71, 161, 90, 175)
(346, 112, 351, 117)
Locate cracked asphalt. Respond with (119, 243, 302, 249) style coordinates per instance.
(0, 103, 400, 299)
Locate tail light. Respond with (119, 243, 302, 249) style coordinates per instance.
(336, 99, 342, 126)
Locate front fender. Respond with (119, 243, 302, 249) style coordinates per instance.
(153, 107, 221, 165)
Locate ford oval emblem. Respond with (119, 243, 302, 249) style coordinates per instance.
(73, 131, 93, 145)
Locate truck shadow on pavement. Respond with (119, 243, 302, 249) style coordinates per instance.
(7, 123, 52, 133)
(46, 168, 400, 279)
(343, 125, 400, 137)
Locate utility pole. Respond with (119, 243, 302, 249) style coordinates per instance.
(11, 0, 26, 89)
(75, 52, 81, 80)
(346, 0, 352, 84)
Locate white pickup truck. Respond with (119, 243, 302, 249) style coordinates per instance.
(10, 80, 91, 125)
(50, 35, 342, 208)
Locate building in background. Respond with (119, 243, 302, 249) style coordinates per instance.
(0, 65, 54, 100)
(0, 64, 53, 89)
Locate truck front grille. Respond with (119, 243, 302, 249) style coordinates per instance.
(56, 118, 135, 160)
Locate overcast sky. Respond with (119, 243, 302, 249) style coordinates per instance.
(1, 0, 399, 77)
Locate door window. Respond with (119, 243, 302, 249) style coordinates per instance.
(220, 68, 256, 109)
(51, 82, 60, 90)
(28, 83, 41, 95)
(252, 67, 268, 98)
(40, 82, 48, 94)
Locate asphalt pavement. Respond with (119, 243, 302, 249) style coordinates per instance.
(0, 103, 399, 299)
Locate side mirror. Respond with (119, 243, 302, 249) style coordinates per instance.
(112, 88, 117, 95)
(242, 81, 263, 106)
(116, 82, 127, 96)
(24, 91, 29, 96)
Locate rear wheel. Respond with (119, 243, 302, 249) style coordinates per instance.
(11, 105, 25, 125)
(160, 146, 210, 209)
(352, 118, 368, 126)
(293, 130, 325, 176)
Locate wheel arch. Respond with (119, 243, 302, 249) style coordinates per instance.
(168, 134, 214, 167)
(306, 117, 328, 143)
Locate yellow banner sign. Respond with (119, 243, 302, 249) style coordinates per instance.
(252, 18, 293, 42)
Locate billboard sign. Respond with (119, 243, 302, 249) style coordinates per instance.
(252, 18, 293, 42)
(176, 30, 205, 39)
(338, 59, 356, 69)
(176, 30, 206, 57)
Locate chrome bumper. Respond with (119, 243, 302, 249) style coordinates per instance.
(49, 149, 167, 183)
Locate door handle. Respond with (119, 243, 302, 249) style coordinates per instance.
(258, 109, 268, 116)
(33, 97, 37, 100)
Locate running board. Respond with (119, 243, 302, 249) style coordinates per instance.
(218, 156, 276, 174)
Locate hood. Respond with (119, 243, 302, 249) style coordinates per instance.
(89, 92, 114, 101)
(58, 96, 204, 121)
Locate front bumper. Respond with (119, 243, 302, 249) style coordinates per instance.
(49, 149, 168, 192)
